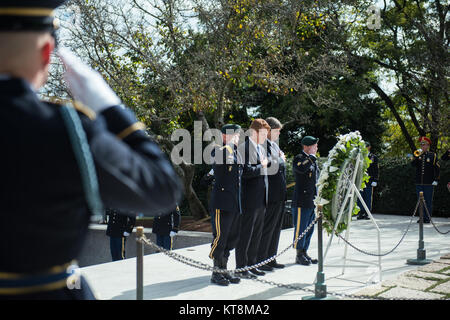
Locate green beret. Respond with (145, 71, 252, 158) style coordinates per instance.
(301, 136, 319, 146)
(365, 141, 371, 147)
(221, 124, 241, 134)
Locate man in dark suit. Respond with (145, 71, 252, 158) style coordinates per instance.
(106, 209, 137, 261)
(208, 124, 242, 286)
(292, 136, 320, 266)
(357, 142, 379, 220)
(256, 117, 286, 271)
(0, 1, 182, 300)
(235, 119, 270, 278)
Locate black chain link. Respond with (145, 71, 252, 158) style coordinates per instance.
(423, 204, 450, 235)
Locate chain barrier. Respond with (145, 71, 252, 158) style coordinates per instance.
(139, 214, 320, 275)
(334, 199, 419, 257)
(423, 204, 450, 235)
(136, 211, 448, 301)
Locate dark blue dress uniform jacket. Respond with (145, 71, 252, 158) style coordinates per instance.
(367, 152, 379, 184)
(411, 151, 440, 185)
(0, 77, 183, 273)
(292, 151, 319, 208)
(152, 207, 181, 236)
(209, 144, 242, 214)
(106, 209, 136, 238)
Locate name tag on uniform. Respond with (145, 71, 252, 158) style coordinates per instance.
(229, 166, 232, 171)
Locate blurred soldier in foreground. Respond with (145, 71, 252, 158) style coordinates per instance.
(411, 137, 440, 223)
(0, 1, 182, 300)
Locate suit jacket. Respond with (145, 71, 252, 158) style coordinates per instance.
(0, 77, 183, 273)
(152, 206, 181, 236)
(264, 140, 287, 203)
(292, 151, 320, 208)
(106, 209, 136, 237)
(238, 137, 268, 212)
(209, 143, 242, 214)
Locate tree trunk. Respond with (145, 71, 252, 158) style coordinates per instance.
(179, 162, 208, 220)
(370, 82, 416, 152)
(153, 134, 208, 220)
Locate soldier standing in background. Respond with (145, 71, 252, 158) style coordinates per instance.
(152, 205, 181, 251)
(106, 209, 136, 261)
(411, 136, 440, 223)
(357, 142, 379, 220)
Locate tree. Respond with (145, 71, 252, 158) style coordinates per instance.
(329, 0, 449, 153)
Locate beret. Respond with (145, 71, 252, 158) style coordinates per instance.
(221, 124, 241, 134)
(301, 135, 319, 146)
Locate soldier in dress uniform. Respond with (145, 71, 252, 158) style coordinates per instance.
(152, 205, 181, 251)
(292, 136, 320, 266)
(0, 1, 182, 300)
(357, 142, 379, 220)
(411, 136, 440, 223)
(106, 209, 136, 261)
(208, 124, 243, 286)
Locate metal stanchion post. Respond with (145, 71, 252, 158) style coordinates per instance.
(303, 205, 335, 300)
(407, 192, 432, 265)
(136, 226, 144, 300)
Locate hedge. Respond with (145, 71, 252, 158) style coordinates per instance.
(372, 157, 449, 217)
(284, 156, 449, 218)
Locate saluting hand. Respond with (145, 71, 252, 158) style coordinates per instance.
(57, 47, 121, 113)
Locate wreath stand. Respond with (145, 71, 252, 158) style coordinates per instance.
(321, 150, 382, 284)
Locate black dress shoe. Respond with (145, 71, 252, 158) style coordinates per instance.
(259, 264, 274, 272)
(236, 271, 257, 279)
(304, 252, 318, 264)
(249, 268, 266, 276)
(268, 261, 285, 269)
(295, 253, 311, 266)
(211, 272, 230, 286)
(223, 272, 241, 284)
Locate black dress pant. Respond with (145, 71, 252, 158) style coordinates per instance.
(235, 206, 266, 268)
(209, 209, 241, 260)
(257, 200, 285, 263)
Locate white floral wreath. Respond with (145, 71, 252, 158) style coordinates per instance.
(314, 131, 371, 235)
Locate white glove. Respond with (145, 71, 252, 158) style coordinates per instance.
(371, 182, 377, 187)
(169, 231, 177, 237)
(123, 231, 130, 237)
(432, 181, 438, 186)
(57, 47, 121, 113)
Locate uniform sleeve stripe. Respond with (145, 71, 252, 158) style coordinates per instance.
(116, 122, 146, 140)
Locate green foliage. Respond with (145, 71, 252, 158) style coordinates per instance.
(373, 158, 449, 217)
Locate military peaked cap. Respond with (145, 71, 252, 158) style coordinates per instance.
(0, 0, 67, 32)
